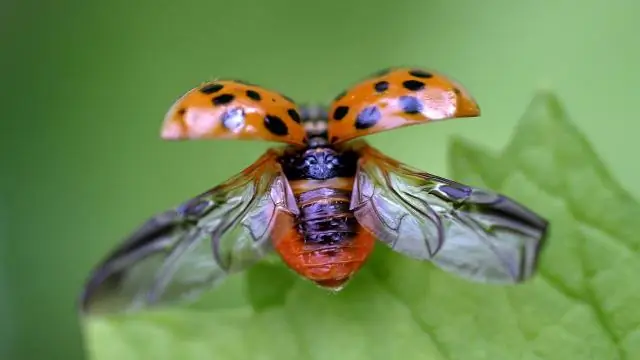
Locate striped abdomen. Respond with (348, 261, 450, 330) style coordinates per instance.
(296, 187, 357, 245)
(272, 178, 375, 290)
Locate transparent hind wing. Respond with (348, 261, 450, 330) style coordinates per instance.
(350, 142, 548, 284)
(80, 149, 299, 315)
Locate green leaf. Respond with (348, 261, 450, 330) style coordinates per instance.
(82, 91, 640, 360)
(245, 261, 297, 312)
(446, 91, 640, 360)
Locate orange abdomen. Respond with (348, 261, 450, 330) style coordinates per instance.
(271, 177, 376, 289)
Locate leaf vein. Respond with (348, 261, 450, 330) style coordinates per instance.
(508, 166, 638, 256)
(577, 236, 625, 360)
(372, 275, 452, 360)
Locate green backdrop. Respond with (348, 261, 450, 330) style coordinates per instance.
(2, 0, 638, 359)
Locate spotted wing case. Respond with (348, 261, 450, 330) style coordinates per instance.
(162, 80, 307, 146)
(327, 68, 480, 144)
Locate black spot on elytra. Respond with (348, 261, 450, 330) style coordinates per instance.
(287, 108, 301, 123)
(453, 88, 461, 95)
(333, 90, 347, 102)
(246, 90, 261, 101)
(264, 115, 289, 136)
(374, 81, 389, 93)
(212, 94, 235, 106)
(409, 69, 433, 79)
(332, 106, 349, 121)
(200, 83, 224, 94)
(355, 106, 381, 129)
(221, 108, 245, 131)
(398, 96, 423, 114)
(402, 80, 425, 91)
(177, 108, 186, 116)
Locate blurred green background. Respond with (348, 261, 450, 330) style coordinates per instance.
(1, 0, 638, 359)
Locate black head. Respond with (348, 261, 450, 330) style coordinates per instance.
(280, 146, 358, 180)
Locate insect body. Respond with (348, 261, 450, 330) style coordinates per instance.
(277, 144, 373, 290)
(80, 68, 549, 314)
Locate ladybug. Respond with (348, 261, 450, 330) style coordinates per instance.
(80, 67, 548, 314)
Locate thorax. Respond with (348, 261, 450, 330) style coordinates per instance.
(279, 145, 359, 189)
(280, 145, 358, 178)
